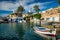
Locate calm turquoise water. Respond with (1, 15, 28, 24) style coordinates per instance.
(0, 22, 56, 40)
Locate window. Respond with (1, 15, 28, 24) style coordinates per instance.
(59, 14, 60, 21)
(58, 9, 60, 13)
(46, 18, 50, 20)
(52, 17, 55, 22)
(41, 18, 44, 20)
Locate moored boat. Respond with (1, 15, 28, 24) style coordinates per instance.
(33, 27, 56, 37)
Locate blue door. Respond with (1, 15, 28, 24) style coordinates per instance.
(15, 18, 18, 22)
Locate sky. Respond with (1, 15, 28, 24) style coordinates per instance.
(0, 0, 59, 17)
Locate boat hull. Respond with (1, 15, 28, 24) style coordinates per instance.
(45, 34, 56, 36)
(33, 27, 56, 37)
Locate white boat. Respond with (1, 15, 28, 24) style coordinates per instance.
(19, 20, 26, 23)
(18, 17, 26, 23)
(33, 27, 56, 37)
(34, 31, 56, 40)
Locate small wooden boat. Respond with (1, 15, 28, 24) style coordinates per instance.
(33, 27, 56, 37)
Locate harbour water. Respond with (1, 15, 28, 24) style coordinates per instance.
(0, 22, 56, 40)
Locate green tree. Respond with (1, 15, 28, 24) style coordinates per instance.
(34, 5, 40, 13)
(57, 0, 60, 15)
(16, 5, 25, 17)
(57, 0, 60, 4)
(16, 5, 24, 13)
(34, 5, 41, 26)
(34, 14, 41, 19)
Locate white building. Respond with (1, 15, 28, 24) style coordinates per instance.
(41, 6, 60, 22)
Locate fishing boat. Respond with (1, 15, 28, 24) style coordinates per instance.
(33, 27, 56, 37)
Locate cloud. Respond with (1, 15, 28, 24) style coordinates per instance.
(1, 14, 9, 17)
(24, 1, 54, 12)
(0, 1, 19, 11)
(0, 0, 55, 12)
(0, 0, 34, 11)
